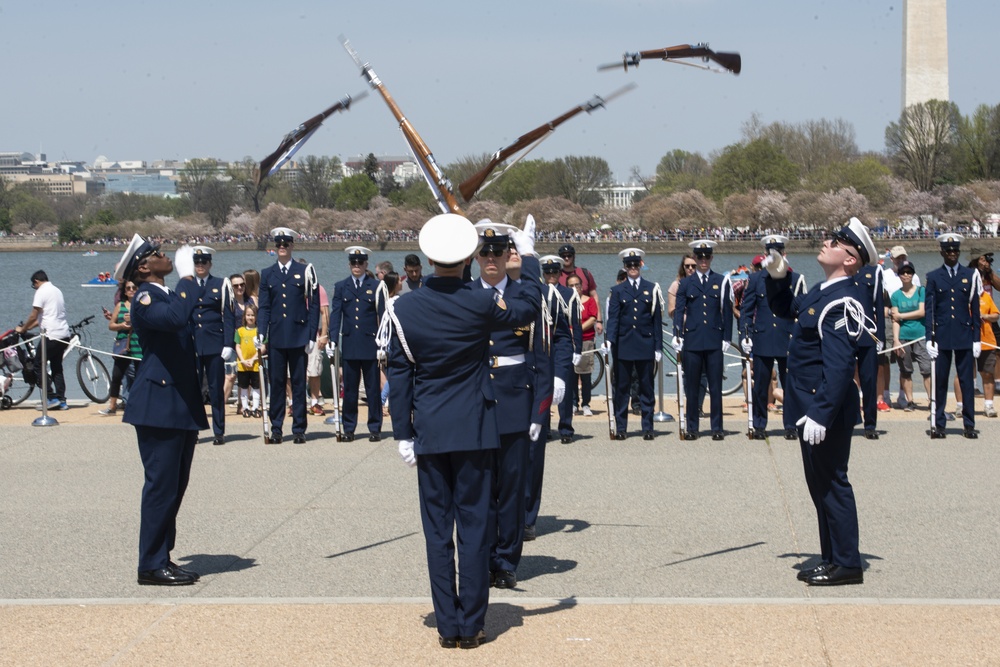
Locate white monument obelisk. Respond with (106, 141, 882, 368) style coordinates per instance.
(903, 0, 949, 109)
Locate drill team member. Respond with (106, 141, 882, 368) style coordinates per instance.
(853, 235, 887, 439)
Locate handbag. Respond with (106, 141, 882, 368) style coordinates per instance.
(113, 336, 130, 356)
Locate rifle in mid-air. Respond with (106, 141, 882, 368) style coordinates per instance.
(341, 36, 462, 214)
(597, 43, 741, 75)
(458, 83, 636, 202)
(256, 92, 367, 187)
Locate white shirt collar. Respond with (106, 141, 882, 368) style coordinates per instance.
(820, 276, 849, 290)
(278, 260, 293, 272)
(148, 282, 170, 294)
(480, 274, 509, 296)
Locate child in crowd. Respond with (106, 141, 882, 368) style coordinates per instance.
(235, 305, 261, 418)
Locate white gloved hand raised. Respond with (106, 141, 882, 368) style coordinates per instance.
(796, 415, 827, 446)
(397, 439, 417, 467)
(572, 353, 582, 366)
(306, 340, 316, 355)
(721, 340, 731, 353)
(511, 214, 536, 257)
(761, 248, 788, 280)
(654, 351, 662, 363)
(741, 337, 753, 354)
(552, 376, 566, 405)
(973, 341, 982, 359)
(926, 341, 939, 360)
(221, 347, 235, 362)
(529, 423, 542, 442)
(672, 336, 683, 352)
(174, 245, 195, 280)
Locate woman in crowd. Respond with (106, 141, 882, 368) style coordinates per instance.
(667, 253, 697, 318)
(568, 273, 597, 416)
(889, 261, 931, 411)
(100, 280, 143, 415)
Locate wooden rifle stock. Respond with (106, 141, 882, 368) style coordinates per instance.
(601, 42, 741, 75)
(341, 37, 461, 214)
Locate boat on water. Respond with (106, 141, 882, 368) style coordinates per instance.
(81, 272, 117, 287)
(82, 250, 99, 256)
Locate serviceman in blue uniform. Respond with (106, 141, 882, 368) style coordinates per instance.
(740, 235, 807, 440)
(763, 217, 874, 586)
(853, 236, 886, 439)
(539, 255, 582, 444)
(925, 233, 982, 439)
(673, 240, 733, 441)
(189, 246, 236, 446)
(387, 213, 541, 650)
(115, 234, 208, 586)
(257, 227, 320, 444)
(470, 220, 551, 590)
(329, 246, 385, 442)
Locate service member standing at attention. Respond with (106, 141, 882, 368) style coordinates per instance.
(257, 227, 320, 444)
(189, 246, 236, 446)
(673, 240, 733, 441)
(115, 234, 208, 586)
(605, 248, 664, 440)
(925, 233, 982, 439)
(740, 235, 806, 440)
(853, 232, 887, 439)
(540, 255, 582, 444)
(763, 217, 874, 586)
(329, 246, 384, 441)
(387, 213, 541, 649)
(471, 220, 550, 590)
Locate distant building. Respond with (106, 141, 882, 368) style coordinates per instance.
(342, 155, 420, 184)
(3, 173, 87, 196)
(903, 0, 949, 108)
(591, 183, 647, 210)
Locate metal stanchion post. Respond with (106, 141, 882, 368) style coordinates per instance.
(32, 328, 58, 427)
(652, 358, 674, 423)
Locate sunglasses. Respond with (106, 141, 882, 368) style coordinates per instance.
(560, 254, 574, 259)
(830, 234, 862, 259)
(275, 241, 291, 248)
(479, 247, 505, 258)
(125, 284, 138, 291)
(683, 263, 696, 269)
(349, 258, 366, 266)
(624, 261, 642, 269)
(232, 283, 245, 289)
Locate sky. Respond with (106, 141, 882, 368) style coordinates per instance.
(2, 1, 997, 183)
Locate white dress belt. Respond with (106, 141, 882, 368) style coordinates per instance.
(489, 354, 526, 368)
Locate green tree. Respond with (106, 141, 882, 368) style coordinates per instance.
(804, 156, 892, 209)
(293, 155, 341, 210)
(201, 178, 236, 229)
(387, 179, 439, 213)
(363, 153, 380, 184)
(957, 103, 1000, 181)
(652, 149, 711, 195)
(178, 158, 223, 212)
(10, 197, 55, 230)
(885, 99, 961, 191)
(742, 114, 858, 175)
(331, 173, 379, 210)
(709, 139, 799, 200)
(535, 156, 612, 206)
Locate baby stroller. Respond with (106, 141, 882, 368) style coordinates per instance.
(0, 328, 36, 409)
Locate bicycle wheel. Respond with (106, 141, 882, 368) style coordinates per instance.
(721, 354, 745, 396)
(5, 375, 35, 406)
(589, 355, 604, 388)
(77, 352, 111, 403)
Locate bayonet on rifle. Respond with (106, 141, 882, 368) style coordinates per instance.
(458, 82, 636, 202)
(598, 42, 741, 75)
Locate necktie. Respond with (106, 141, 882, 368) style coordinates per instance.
(701, 274, 707, 286)
(281, 265, 288, 277)
(198, 278, 204, 287)
(355, 279, 361, 290)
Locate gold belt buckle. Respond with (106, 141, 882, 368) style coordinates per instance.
(491, 356, 499, 368)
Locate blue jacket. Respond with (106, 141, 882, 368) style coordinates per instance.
(853, 265, 885, 349)
(545, 283, 583, 380)
(387, 257, 542, 455)
(740, 269, 803, 357)
(673, 271, 731, 352)
(925, 264, 981, 350)
(607, 277, 664, 360)
(257, 260, 320, 349)
(123, 279, 209, 432)
(330, 274, 383, 360)
(186, 274, 235, 356)
(767, 275, 862, 430)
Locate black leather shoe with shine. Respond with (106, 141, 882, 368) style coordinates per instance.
(805, 565, 863, 586)
(137, 567, 196, 586)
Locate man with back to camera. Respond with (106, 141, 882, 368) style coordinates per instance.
(763, 216, 875, 586)
(386, 213, 541, 649)
(257, 227, 320, 444)
(16, 270, 71, 410)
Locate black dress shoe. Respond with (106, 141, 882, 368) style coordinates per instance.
(642, 431, 654, 440)
(631, 407, 641, 416)
(523, 525, 536, 541)
(864, 429, 879, 440)
(683, 431, 698, 441)
(267, 434, 282, 444)
(293, 434, 306, 444)
(964, 428, 979, 439)
(712, 431, 724, 441)
(929, 427, 946, 439)
(796, 562, 829, 582)
(784, 428, 798, 440)
(493, 569, 517, 589)
(168, 562, 200, 581)
(369, 433, 381, 442)
(459, 630, 486, 649)
(559, 435, 572, 443)
(438, 636, 458, 649)
(751, 428, 766, 440)
(213, 435, 225, 446)
(342, 432, 355, 442)
(805, 565, 863, 586)
(614, 432, 626, 441)
(138, 567, 196, 586)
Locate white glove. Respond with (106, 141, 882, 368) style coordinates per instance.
(761, 248, 788, 280)
(796, 415, 827, 446)
(255, 335, 266, 348)
(601, 340, 611, 354)
(654, 351, 662, 363)
(511, 214, 536, 257)
(973, 342, 982, 358)
(572, 353, 582, 366)
(221, 347, 235, 362)
(377, 348, 387, 364)
(721, 340, 731, 353)
(553, 376, 566, 405)
(741, 337, 753, 354)
(529, 423, 542, 441)
(306, 340, 316, 355)
(672, 336, 683, 352)
(174, 245, 195, 280)
(397, 439, 417, 467)
(326, 342, 337, 357)
(876, 340, 884, 353)
(926, 341, 939, 360)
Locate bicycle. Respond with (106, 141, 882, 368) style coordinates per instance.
(659, 331, 743, 397)
(3, 315, 112, 407)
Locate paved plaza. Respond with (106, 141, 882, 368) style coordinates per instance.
(1, 397, 999, 665)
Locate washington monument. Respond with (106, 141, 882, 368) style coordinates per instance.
(903, 0, 949, 109)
